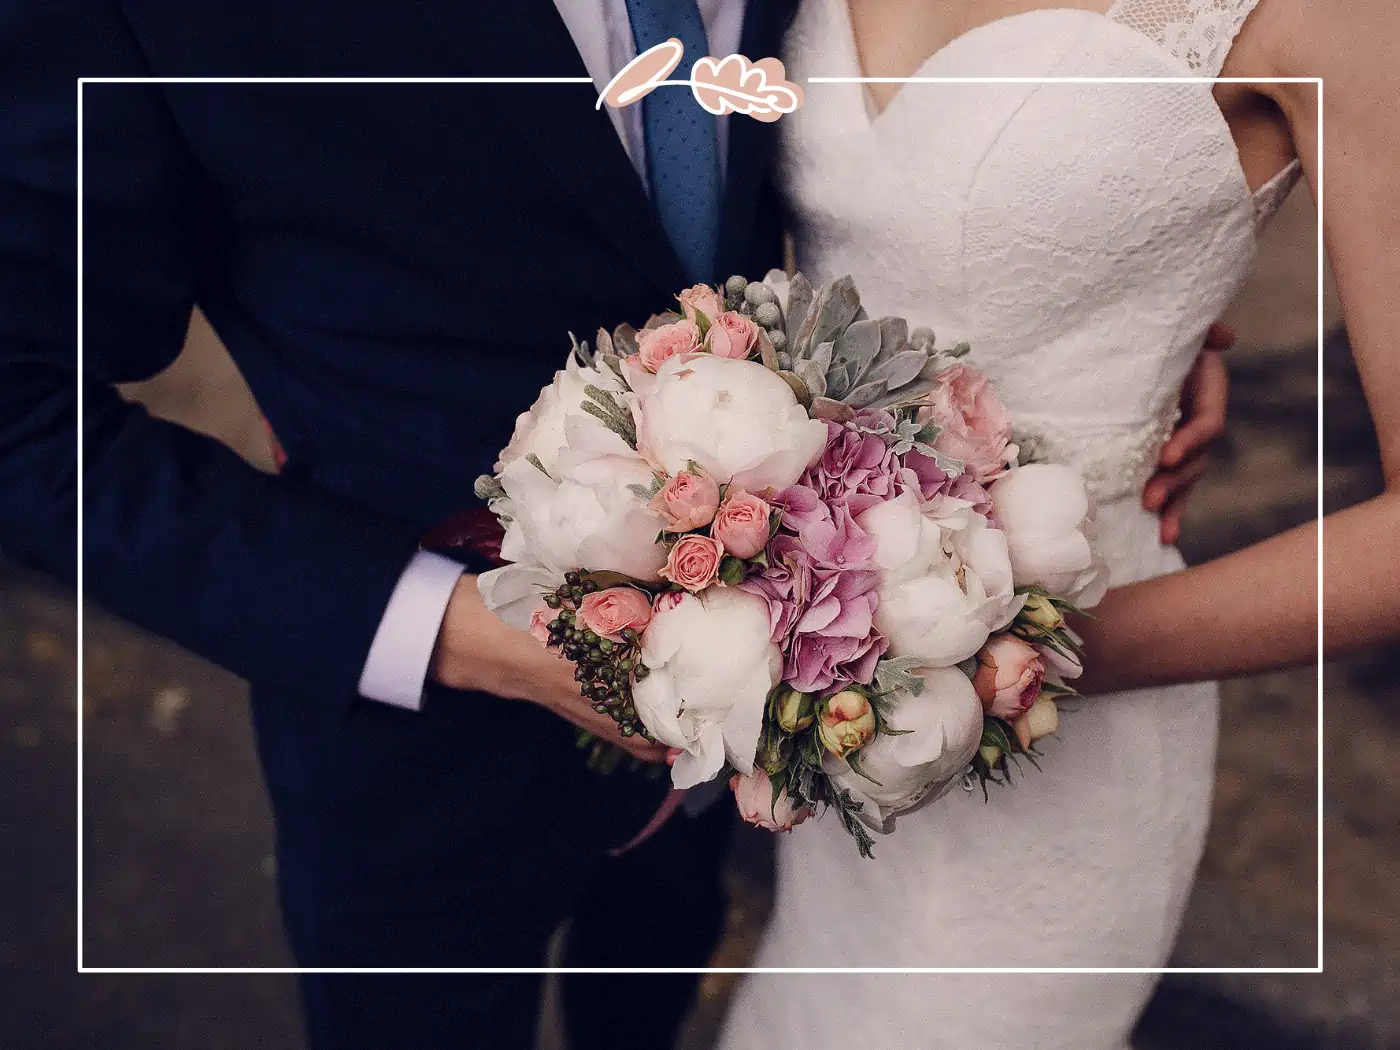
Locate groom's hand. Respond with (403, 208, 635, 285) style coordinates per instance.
(1144, 322, 1234, 545)
(429, 575, 668, 763)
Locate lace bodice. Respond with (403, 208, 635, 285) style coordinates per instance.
(780, 0, 1301, 504)
(1106, 0, 1268, 74)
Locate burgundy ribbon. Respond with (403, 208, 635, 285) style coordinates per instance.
(420, 506, 507, 564)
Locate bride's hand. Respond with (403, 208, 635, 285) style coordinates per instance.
(1144, 322, 1234, 544)
(428, 574, 668, 763)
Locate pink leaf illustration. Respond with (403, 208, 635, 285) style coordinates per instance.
(689, 54, 804, 122)
(597, 38, 686, 110)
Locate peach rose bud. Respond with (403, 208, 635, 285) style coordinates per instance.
(818, 689, 876, 757)
(711, 489, 772, 559)
(576, 587, 653, 643)
(649, 470, 721, 532)
(1012, 695, 1060, 750)
(730, 769, 812, 832)
(972, 635, 1046, 720)
(775, 686, 815, 732)
(661, 534, 725, 591)
(706, 310, 760, 360)
(1019, 593, 1065, 635)
(635, 320, 702, 373)
(528, 606, 554, 646)
(677, 283, 725, 326)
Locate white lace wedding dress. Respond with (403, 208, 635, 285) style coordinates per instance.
(718, 1, 1301, 1047)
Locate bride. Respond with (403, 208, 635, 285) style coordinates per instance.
(719, 0, 1396, 1046)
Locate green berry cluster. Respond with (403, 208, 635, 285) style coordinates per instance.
(543, 571, 653, 742)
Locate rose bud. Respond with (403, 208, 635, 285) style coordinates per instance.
(775, 687, 815, 733)
(635, 320, 702, 373)
(576, 586, 653, 643)
(757, 733, 794, 776)
(972, 635, 1046, 720)
(730, 769, 812, 832)
(678, 283, 725, 326)
(706, 310, 760, 360)
(818, 690, 876, 758)
(528, 606, 554, 646)
(711, 489, 772, 560)
(1019, 593, 1066, 635)
(661, 534, 725, 592)
(649, 470, 721, 532)
(1012, 695, 1060, 750)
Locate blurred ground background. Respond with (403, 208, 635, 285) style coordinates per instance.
(2, 185, 1397, 1048)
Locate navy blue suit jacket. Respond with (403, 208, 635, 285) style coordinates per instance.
(1, 0, 792, 693)
(0, 0, 796, 964)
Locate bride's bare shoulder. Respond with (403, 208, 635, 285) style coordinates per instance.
(1232, 0, 1397, 81)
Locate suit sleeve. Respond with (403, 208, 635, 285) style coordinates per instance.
(0, 1, 429, 701)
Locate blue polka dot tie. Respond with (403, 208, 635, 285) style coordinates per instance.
(623, 0, 721, 284)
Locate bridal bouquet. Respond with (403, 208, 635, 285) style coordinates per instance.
(474, 272, 1105, 856)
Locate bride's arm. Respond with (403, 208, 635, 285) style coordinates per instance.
(1075, 0, 1400, 695)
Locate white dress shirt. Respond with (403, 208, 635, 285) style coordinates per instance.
(359, 0, 748, 709)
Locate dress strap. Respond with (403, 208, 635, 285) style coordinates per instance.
(1105, 0, 1263, 76)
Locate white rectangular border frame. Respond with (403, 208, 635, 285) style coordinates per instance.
(75, 74, 1325, 975)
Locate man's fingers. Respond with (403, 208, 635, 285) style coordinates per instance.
(593, 715, 668, 763)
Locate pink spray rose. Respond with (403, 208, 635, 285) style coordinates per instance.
(924, 362, 1016, 484)
(972, 635, 1046, 720)
(648, 470, 721, 532)
(711, 489, 772, 559)
(577, 586, 654, 642)
(528, 606, 553, 646)
(677, 283, 725, 325)
(635, 320, 702, 373)
(730, 769, 812, 832)
(662, 534, 725, 591)
(706, 310, 760, 360)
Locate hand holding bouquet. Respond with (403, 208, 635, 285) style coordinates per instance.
(474, 272, 1105, 856)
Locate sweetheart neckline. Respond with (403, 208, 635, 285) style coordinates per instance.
(837, 4, 1118, 122)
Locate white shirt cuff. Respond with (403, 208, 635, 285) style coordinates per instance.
(357, 549, 465, 710)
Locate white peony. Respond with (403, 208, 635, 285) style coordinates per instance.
(633, 355, 828, 495)
(631, 589, 783, 790)
(498, 452, 668, 582)
(940, 500, 1025, 632)
(475, 561, 560, 631)
(989, 463, 1107, 608)
(827, 667, 984, 831)
(495, 355, 631, 476)
(857, 490, 1018, 668)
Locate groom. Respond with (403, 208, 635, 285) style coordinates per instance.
(1, 0, 800, 1046)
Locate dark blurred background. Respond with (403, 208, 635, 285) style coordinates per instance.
(3, 187, 1396, 1049)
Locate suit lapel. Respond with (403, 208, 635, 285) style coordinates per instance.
(717, 0, 800, 280)
(413, 0, 689, 296)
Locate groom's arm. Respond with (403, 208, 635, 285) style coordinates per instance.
(0, 2, 431, 703)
